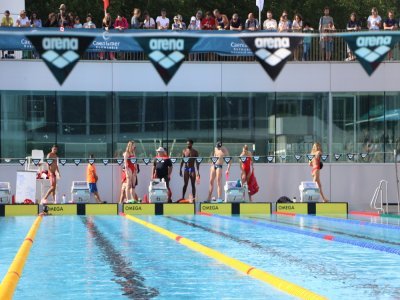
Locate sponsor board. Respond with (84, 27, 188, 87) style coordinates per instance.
(200, 203, 232, 215)
(163, 203, 195, 215)
(276, 203, 308, 214)
(123, 204, 155, 215)
(315, 203, 348, 215)
(5, 205, 38, 216)
(45, 204, 77, 215)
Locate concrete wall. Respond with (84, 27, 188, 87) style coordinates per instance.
(1, 60, 400, 92)
(0, 163, 397, 212)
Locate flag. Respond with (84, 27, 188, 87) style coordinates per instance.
(256, 0, 264, 11)
(103, 0, 110, 11)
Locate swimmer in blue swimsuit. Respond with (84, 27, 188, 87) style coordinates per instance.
(179, 139, 200, 200)
(208, 141, 231, 201)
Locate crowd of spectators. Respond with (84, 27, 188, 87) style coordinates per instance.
(2, 4, 400, 61)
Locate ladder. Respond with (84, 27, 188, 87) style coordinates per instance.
(370, 180, 388, 214)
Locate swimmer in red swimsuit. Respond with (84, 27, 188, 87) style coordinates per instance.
(240, 145, 254, 201)
(309, 142, 328, 202)
(123, 140, 138, 202)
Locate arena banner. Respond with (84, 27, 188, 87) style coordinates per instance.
(134, 36, 199, 84)
(241, 35, 302, 80)
(27, 34, 94, 84)
(342, 32, 400, 75)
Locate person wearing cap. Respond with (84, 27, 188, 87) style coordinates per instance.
(171, 14, 186, 30)
(152, 147, 173, 202)
(156, 8, 169, 30)
(187, 16, 199, 30)
(207, 141, 231, 202)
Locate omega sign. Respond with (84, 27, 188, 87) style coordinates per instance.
(42, 37, 79, 50)
(149, 39, 184, 51)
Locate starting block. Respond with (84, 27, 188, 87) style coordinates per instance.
(224, 181, 247, 203)
(148, 179, 168, 203)
(71, 181, 90, 203)
(299, 181, 320, 202)
(0, 182, 11, 204)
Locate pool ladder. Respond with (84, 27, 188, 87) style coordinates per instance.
(370, 180, 388, 214)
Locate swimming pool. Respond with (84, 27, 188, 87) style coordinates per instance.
(1, 213, 399, 299)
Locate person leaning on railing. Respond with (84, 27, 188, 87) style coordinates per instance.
(1, 10, 14, 59)
(292, 14, 303, 61)
(245, 13, 260, 31)
(367, 7, 381, 30)
(346, 12, 361, 61)
(263, 10, 277, 31)
(142, 11, 155, 29)
(383, 9, 398, 60)
(319, 7, 335, 61)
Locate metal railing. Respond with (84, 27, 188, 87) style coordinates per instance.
(2, 29, 400, 62)
(370, 179, 388, 214)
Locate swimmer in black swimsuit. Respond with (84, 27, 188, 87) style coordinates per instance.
(180, 139, 200, 200)
(208, 141, 231, 201)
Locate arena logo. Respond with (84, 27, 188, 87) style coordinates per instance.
(241, 36, 302, 80)
(135, 36, 199, 84)
(27, 35, 94, 85)
(344, 34, 399, 75)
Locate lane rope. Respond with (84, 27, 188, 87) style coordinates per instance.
(120, 213, 326, 300)
(199, 213, 400, 256)
(0, 215, 43, 299)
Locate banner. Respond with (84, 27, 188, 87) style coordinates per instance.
(27, 34, 94, 84)
(135, 36, 199, 84)
(343, 32, 400, 75)
(256, 0, 264, 11)
(241, 35, 302, 80)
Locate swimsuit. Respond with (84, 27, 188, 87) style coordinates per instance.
(214, 164, 223, 170)
(242, 156, 251, 174)
(311, 156, 320, 174)
(184, 167, 195, 173)
(127, 155, 136, 172)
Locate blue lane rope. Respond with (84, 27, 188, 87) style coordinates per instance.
(204, 214, 400, 256)
(295, 214, 400, 231)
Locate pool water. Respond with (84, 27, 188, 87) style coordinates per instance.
(1, 213, 399, 299)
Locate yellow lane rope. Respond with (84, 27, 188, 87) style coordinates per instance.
(0, 215, 43, 299)
(121, 213, 326, 300)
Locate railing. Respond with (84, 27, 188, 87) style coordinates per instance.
(2, 29, 400, 62)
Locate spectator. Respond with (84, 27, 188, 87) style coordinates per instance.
(245, 12, 259, 31)
(156, 8, 169, 30)
(30, 12, 42, 28)
(319, 7, 335, 61)
(1, 10, 14, 59)
(131, 8, 142, 29)
(201, 11, 216, 30)
(384, 10, 397, 60)
(171, 15, 186, 30)
(44, 12, 58, 27)
(346, 13, 361, 61)
(57, 3, 68, 27)
(213, 9, 229, 30)
(114, 13, 128, 30)
(152, 147, 173, 203)
(86, 154, 104, 204)
(195, 10, 203, 29)
(187, 16, 198, 30)
(292, 14, 303, 61)
(368, 7, 381, 30)
(83, 13, 96, 28)
(302, 22, 314, 61)
(16, 10, 30, 27)
(66, 12, 75, 28)
(278, 11, 291, 32)
(99, 13, 115, 60)
(263, 10, 277, 31)
(230, 13, 243, 31)
(73, 16, 82, 28)
(142, 11, 155, 29)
